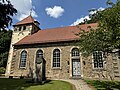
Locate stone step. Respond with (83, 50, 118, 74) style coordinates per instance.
(69, 76, 81, 80)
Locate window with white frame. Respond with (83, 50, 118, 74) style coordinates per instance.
(72, 48, 80, 57)
(93, 51, 103, 69)
(53, 49, 60, 68)
(19, 50, 27, 68)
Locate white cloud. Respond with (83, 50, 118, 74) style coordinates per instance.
(71, 16, 90, 26)
(98, 7, 105, 11)
(89, 7, 105, 15)
(10, 0, 38, 21)
(45, 6, 64, 18)
(71, 7, 105, 26)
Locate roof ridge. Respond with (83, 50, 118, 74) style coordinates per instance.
(42, 25, 75, 30)
(39, 23, 97, 31)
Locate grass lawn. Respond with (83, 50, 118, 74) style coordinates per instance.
(85, 80, 120, 90)
(0, 78, 73, 90)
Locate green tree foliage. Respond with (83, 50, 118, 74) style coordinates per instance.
(77, 0, 120, 56)
(0, 67, 5, 74)
(0, 0, 17, 30)
(0, 30, 12, 73)
(0, 0, 16, 73)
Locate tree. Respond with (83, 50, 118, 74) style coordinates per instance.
(0, 30, 12, 73)
(0, 0, 17, 30)
(77, 0, 120, 56)
(77, 0, 120, 80)
(0, 0, 16, 73)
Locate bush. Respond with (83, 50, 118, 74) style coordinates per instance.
(0, 67, 5, 74)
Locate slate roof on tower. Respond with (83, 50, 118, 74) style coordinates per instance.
(14, 23, 97, 45)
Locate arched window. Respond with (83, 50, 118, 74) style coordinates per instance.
(93, 51, 103, 69)
(53, 49, 60, 68)
(36, 49, 43, 64)
(72, 48, 80, 57)
(19, 50, 27, 68)
(36, 49, 43, 59)
(23, 26, 26, 30)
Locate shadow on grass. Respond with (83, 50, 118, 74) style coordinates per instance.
(25, 79, 53, 85)
(85, 80, 120, 90)
(0, 78, 53, 90)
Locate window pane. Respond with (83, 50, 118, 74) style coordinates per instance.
(53, 49, 60, 68)
(20, 50, 27, 68)
(72, 48, 79, 57)
(93, 51, 103, 68)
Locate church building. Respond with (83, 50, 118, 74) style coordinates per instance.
(5, 15, 120, 80)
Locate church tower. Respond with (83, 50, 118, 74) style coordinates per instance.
(5, 15, 40, 77)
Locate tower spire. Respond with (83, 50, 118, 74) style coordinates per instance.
(30, 8, 33, 16)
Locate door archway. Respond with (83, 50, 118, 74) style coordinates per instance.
(71, 48, 81, 77)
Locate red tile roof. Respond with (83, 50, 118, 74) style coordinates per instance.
(15, 23, 97, 45)
(15, 15, 35, 25)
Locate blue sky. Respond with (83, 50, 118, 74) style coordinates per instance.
(10, 0, 116, 29)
